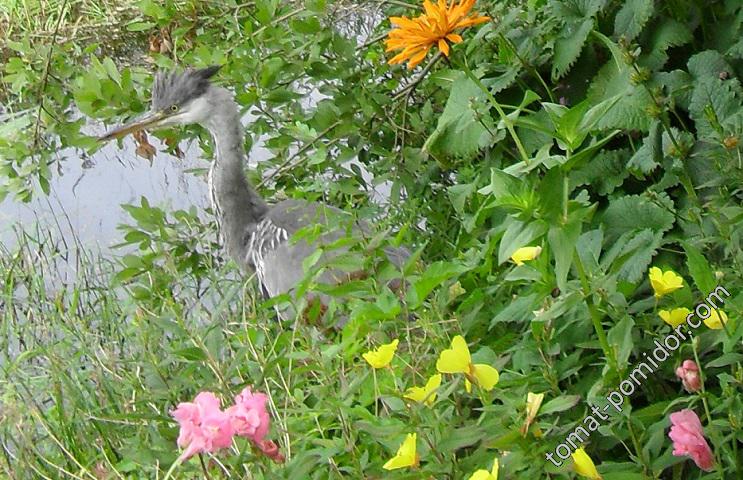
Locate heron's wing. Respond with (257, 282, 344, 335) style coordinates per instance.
(246, 199, 349, 297)
(250, 199, 408, 298)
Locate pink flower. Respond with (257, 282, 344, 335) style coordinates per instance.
(675, 360, 702, 393)
(668, 409, 715, 471)
(171, 388, 280, 464)
(171, 392, 235, 460)
(226, 387, 270, 443)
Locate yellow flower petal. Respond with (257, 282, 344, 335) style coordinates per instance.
(703, 309, 728, 329)
(382, 433, 418, 470)
(522, 391, 545, 435)
(572, 447, 602, 479)
(436, 335, 471, 373)
(404, 374, 442, 406)
(471, 364, 499, 391)
(659, 307, 692, 328)
(511, 246, 542, 266)
(648, 267, 684, 298)
(362, 339, 399, 369)
(468, 470, 494, 480)
(468, 457, 498, 480)
(526, 392, 544, 420)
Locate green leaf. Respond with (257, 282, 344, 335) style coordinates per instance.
(490, 293, 540, 327)
(423, 74, 498, 159)
(688, 76, 742, 139)
(601, 194, 675, 243)
(706, 353, 743, 368)
(604, 229, 663, 283)
(171, 347, 207, 361)
(409, 261, 468, 308)
(608, 315, 634, 371)
(126, 21, 156, 32)
(571, 149, 630, 195)
(448, 183, 476, 215)
(549, 219, 582, 291)
(642, 20, 693, 70)
(540, 395, 581, 415)
(552, 19, 594, 80)
(627, 120, 662, 176)
(613, 0, 654, 41)
(498, 218, 547, 265)
(437, 425, 486, 453)
(681, 242, 717, 293)
(587, 63, 653, 131)
(290, 17, 321, 34)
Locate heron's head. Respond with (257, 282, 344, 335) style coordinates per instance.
(99, 65, 221, 142)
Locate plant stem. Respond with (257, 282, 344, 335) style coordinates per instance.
(692, 338, 726, 478)
(460, 60, 530, 164)
(573, 252, 619, 379)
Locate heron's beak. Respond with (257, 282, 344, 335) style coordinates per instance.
(98, 111, 170, 142)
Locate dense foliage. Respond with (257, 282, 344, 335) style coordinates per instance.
(2, 0, 743, 478)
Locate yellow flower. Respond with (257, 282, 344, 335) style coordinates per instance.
(520, 391, 545, 436)
(362, 339, 399, 369)
(704, 309, 728, 329)
(648, 267, 684, 298)
(572, 447, 602, 479)
(659, 307, 692, 328)
(436, 335, 499, 392)
(404, 374, 442, 406)
(468, 457, 499, 480)
(510, 246, 542, 266)
(385, 0, 490, 69)
(383, 433, 419, 470)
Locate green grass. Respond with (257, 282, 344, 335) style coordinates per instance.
(0, 221, 452, 478)
(0, 0, 130, 37)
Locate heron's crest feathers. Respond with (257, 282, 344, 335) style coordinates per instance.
(152, 65, 221, 111)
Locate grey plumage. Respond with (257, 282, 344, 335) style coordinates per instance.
(100, 66, 408, 308)
(152, 66, 220, 111)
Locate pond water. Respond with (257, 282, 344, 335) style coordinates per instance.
(0, 119, 276, 255)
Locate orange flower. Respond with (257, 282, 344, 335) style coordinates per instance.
(385, 0, 490, 69)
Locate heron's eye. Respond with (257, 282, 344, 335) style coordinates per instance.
(170, 104, 179, 112)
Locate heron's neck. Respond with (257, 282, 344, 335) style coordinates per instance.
(204, 89, 268, 261)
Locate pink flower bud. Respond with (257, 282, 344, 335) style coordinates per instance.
(675, 360, 702, 393)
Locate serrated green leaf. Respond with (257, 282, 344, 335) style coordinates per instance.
(423, 74, 497, 159)
(571, 149, 630, 195)
(601, 194, 675, 243)
(604, 229, 663, 283)
(628, 120, 662, 175)
(552, 18, 594, 80)
(587, 63, 653, 131)
(614, 0, 654, 41)
(642, 20, 693, 70)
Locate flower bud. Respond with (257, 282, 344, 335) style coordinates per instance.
(676, 360, 702, 393)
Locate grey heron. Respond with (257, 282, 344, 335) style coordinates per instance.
(99, 66, 408, 314)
